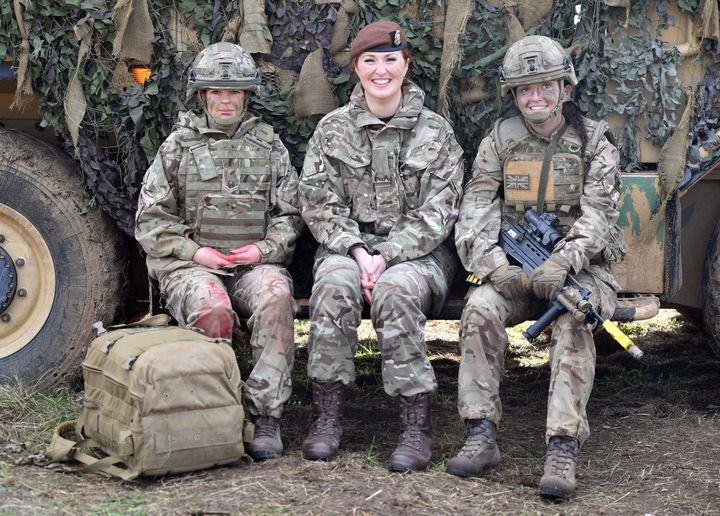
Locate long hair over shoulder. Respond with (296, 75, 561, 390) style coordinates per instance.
(562, 102, 590, 172)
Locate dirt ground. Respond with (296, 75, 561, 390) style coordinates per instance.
(1, 309, 719, 515)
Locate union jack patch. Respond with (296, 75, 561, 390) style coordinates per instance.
(506, 174, 530, 190)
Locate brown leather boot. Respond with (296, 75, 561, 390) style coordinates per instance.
(302, 381, 344, 461)
(446, 418, 501, 477)
(246, 416, 283, 461)
(388, 393, 432, 472)
(538, 435, 580, 499)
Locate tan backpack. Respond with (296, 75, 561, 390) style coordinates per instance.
(47, 315, 248, 479)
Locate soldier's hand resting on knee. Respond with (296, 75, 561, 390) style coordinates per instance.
(530, 253, 571, 300)
(488, 263, 529, 298)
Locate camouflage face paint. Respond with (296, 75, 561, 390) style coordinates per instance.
(204, 89, 247, 130)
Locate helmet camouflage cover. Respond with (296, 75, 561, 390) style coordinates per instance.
(186, 42, 260, 100)
(499, 35, 577, 96)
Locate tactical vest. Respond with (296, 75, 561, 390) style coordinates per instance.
(493, 115, 626, 263)
(177, 123, 276, 254)
(493, 115, 608, 231)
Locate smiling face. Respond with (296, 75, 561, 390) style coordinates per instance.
(515, 80, 562, 119)
(204, 89, 247, 127)
(514, 80, 573, 133)
(354, 50, 409, 114)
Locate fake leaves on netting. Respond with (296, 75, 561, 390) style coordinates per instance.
(266, 2, 335, 71)
(685, 59, 720, 181)
(572, 1, 683, 171)
(676, 0, 699, 15)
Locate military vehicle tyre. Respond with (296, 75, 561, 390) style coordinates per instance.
(0, 128, 126, 390)
(703, 219, 720, 357)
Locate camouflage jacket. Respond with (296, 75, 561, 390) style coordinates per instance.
(135, 111, 302, 279)
(456, 115, 622, 283)
(299, 81, 464, 267)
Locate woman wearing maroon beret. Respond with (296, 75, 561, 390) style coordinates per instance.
(298, 21, 464, 472)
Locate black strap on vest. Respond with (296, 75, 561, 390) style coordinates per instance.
(536, 124, 568, 213)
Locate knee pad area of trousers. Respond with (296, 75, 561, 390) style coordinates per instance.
(193, 304, 234, 339)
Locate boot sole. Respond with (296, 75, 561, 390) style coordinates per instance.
(302, 448, 338, 461)
(539, 485, 573, 499)
(249, 449, 283, 461)
(446, 462, 500, 478)
(388, 459, 429, 473)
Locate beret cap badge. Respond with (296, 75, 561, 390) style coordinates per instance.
(391, 31, 401, 46)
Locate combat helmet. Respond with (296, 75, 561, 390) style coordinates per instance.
(499, 36, 577, 97)
(186, 42, 260, 100)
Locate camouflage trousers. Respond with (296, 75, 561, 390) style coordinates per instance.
(458, 267, 617, 445)
(307, 253, 452, 397)
(161, 264, 297, 418)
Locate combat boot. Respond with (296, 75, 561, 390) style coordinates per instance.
(246, 416, 283, 461)
(446, 418, 501, 477)
(302, 381, 344, 461)
(538, 435, 580, 499)
(388, 393, 432, 472)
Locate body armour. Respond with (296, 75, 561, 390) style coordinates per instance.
(493, 115, 626, 263)
(177, 122, 276, 254)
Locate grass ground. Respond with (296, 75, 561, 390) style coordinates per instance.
(1, 310, 719, 515)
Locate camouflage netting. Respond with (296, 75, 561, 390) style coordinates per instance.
(0, 0, 718, 235)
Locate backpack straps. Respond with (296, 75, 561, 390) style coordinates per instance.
(46, 420, 141, 481)
(492, 116, 532, 163)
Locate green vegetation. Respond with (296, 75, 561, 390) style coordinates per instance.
(594, 367, 682, 396)
(0, 381, 81, 446)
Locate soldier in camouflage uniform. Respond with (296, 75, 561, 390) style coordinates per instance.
(450, 36, 625, 499)
(298, 21, 464, 472)
(135, 43, 303, 462)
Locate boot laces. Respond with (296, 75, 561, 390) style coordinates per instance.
(398, 396, 428, 451)
(254, 416, 279, 439)
(458, 420, 495, 457)
(546, 437, 578, 477)
(398, 427, 425, 451)
(310, 384, 341, 436)
(310, 415, 340, 436)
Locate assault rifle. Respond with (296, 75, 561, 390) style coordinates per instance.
(470, 209, 643, 360)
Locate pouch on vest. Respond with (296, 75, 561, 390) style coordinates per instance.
(194, 193, 268, 254)
(503, 153, 583, 209)
(46, 315, 248, 480)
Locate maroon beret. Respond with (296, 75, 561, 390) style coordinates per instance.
(350, 21, 409, 60)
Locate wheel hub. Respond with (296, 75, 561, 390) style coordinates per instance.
(0, 244, 17, 314)
(0, 204, 56, 358)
